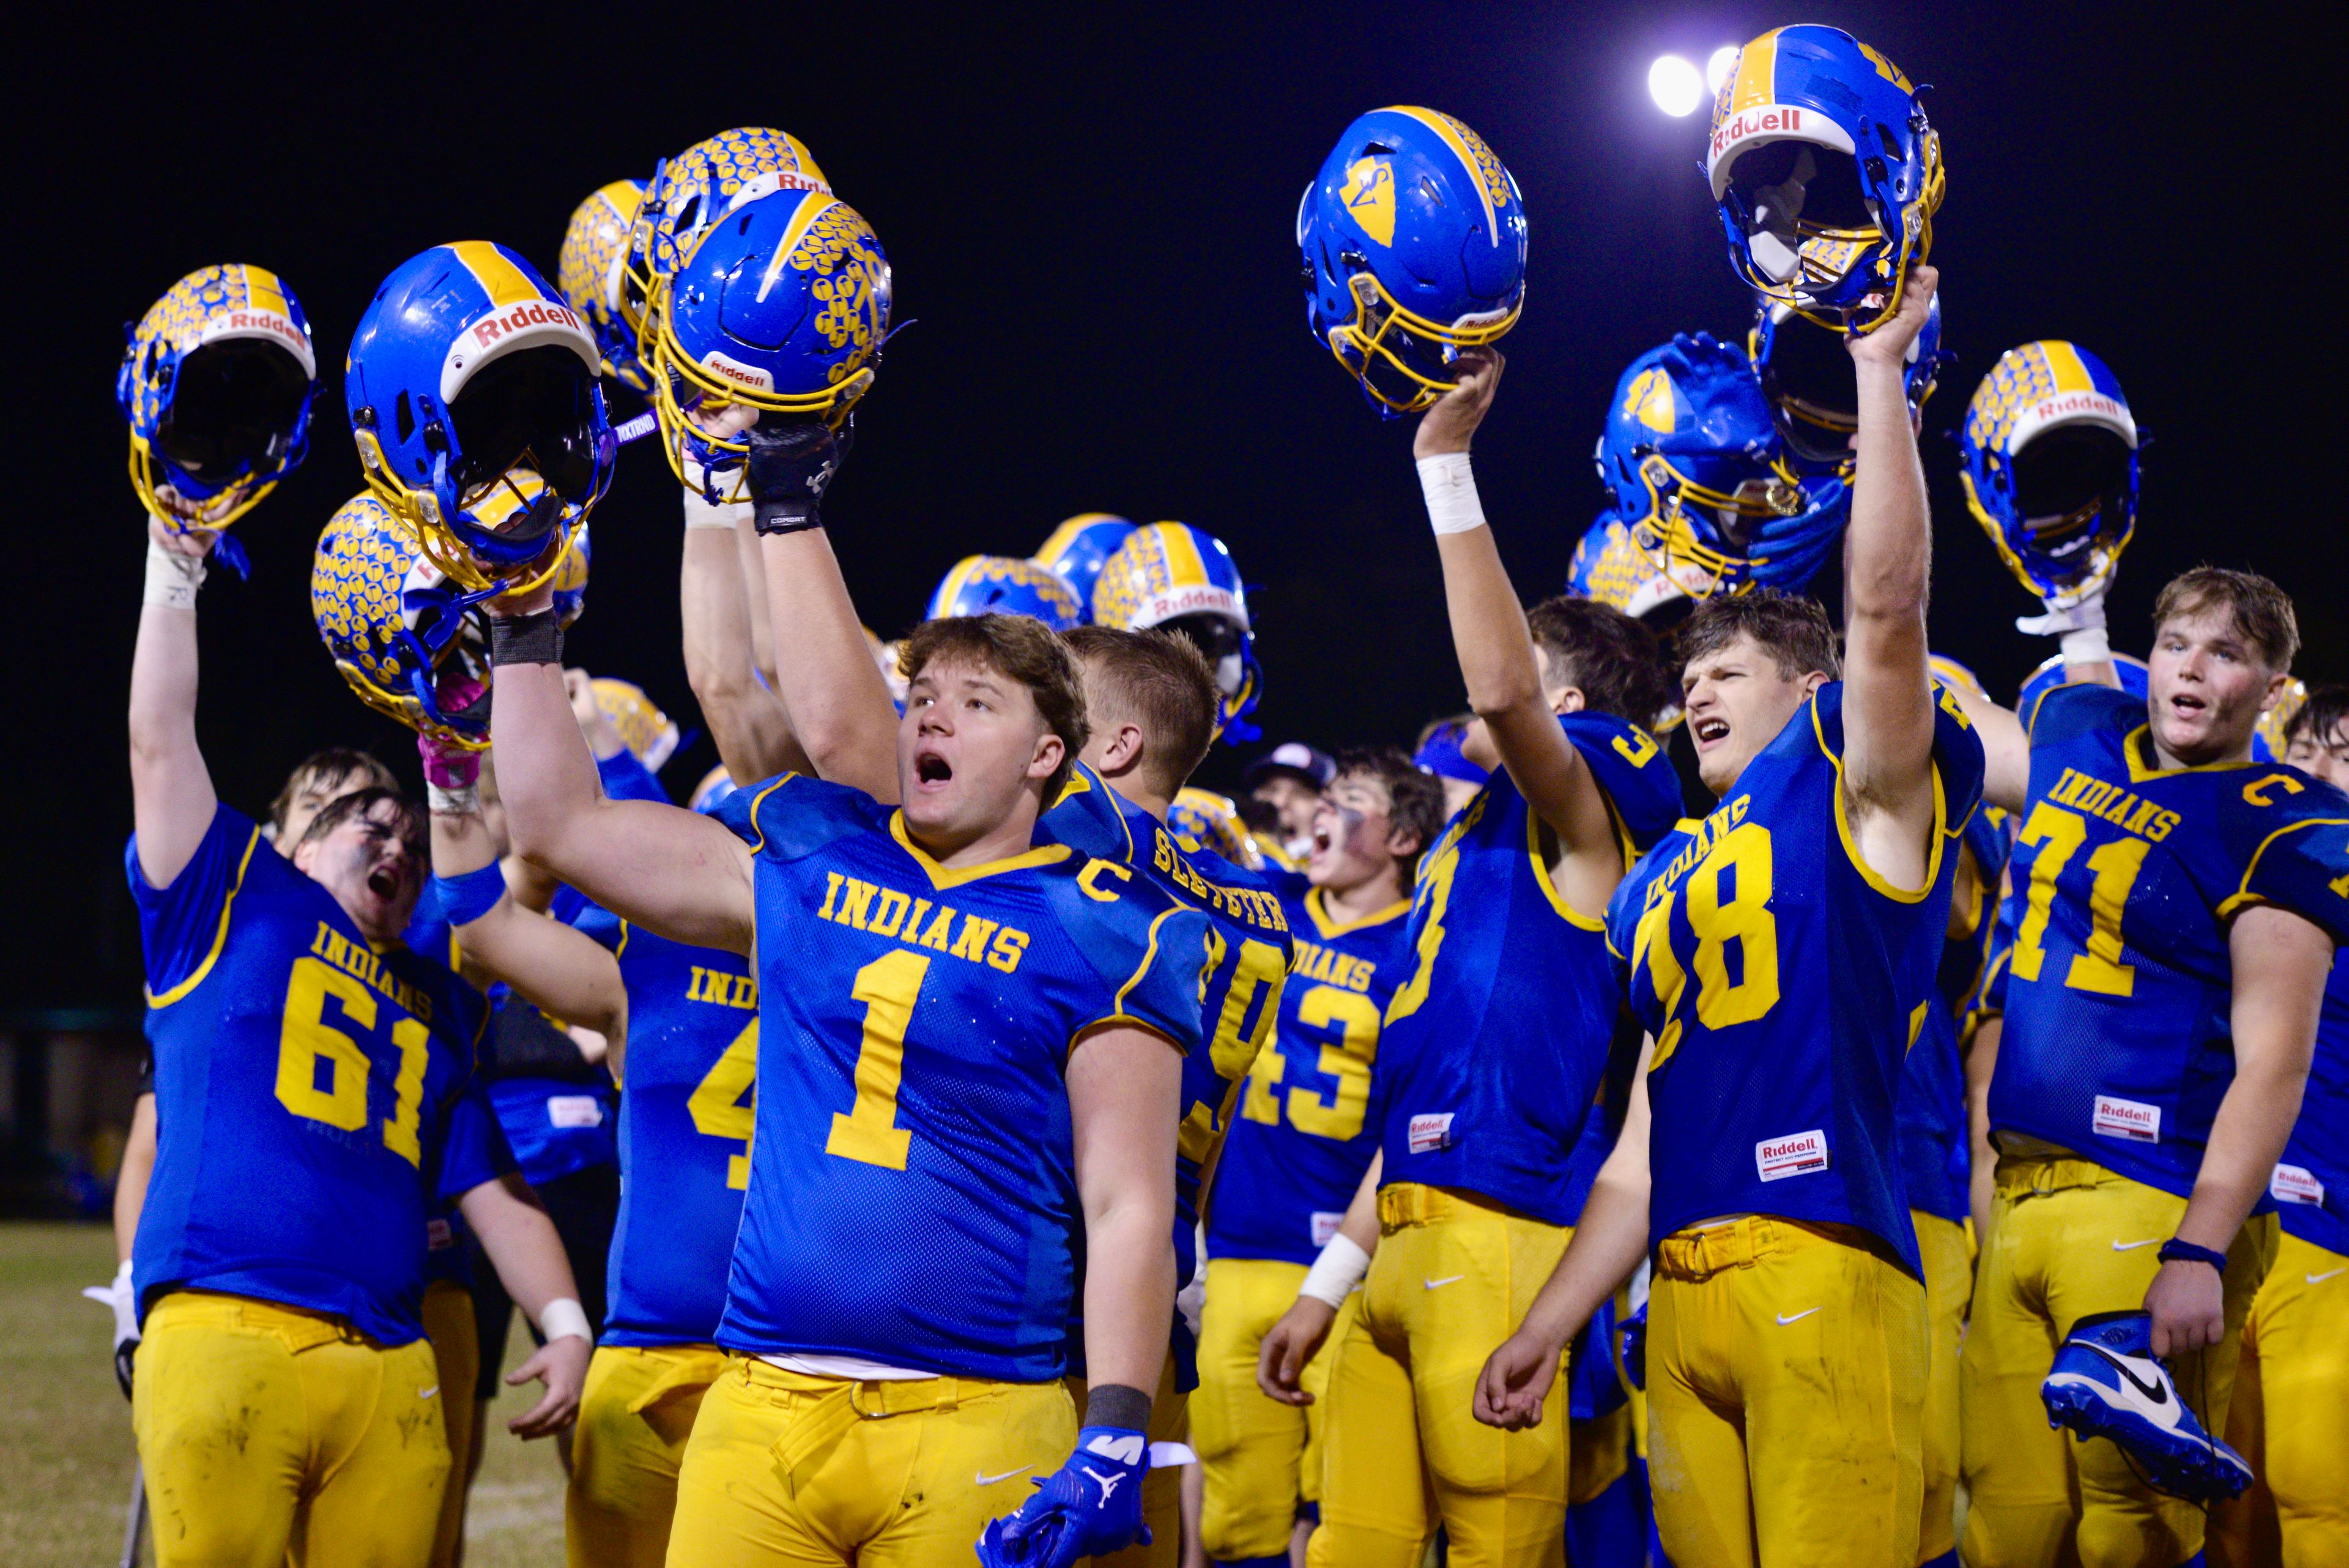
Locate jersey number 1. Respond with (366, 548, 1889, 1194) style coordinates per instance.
(826, 950, 926, 1170)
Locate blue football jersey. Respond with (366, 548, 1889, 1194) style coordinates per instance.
(2274, 955, 2349, 1255)
(1375, 713, 1683, 1224)
(402, 896, 480, 1290)
(1037, 763, 1294, 1279)
(710, 775, 1211, 1381)
(1206, 869, 1414, 1266)
(130, 804, 504, 1344)
(1895, 803, 2013, 1226)
(598, 918, 760, 1346)
(1989, 685, 2349, 1198)
(1612, 684, 1987, 1276)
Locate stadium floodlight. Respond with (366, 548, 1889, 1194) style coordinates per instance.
(1648, 55, 1705, 117)
(1705, 46, 1739, 97)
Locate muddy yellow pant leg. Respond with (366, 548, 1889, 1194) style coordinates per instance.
(1959, 1165, 2076, 1568)
(665, 1360, 1076, 1568)
(1308, 1279, 1430, 1568)
(2219, 1235, 2349, 1567)
(1195, 1257, 1362, 1561)
(420, 1280, 478, 1568)
(134, 1291, 450, 1568)
(568, 1343, 729, 1568)
(1649, 1218, 1924, 1568)
(1915, 1211, 1970, 1565)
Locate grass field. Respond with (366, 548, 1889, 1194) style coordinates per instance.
(0, 1222, 565, 1567)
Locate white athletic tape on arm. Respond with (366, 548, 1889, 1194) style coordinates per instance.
(1297, 1233, 1371, 1309)
(144, 536, 206, 609)
(681, 462, 754, 532)
(2060, 625, 2112, 666)
(538, 1297, 593, 1344)
(1417, 451, 1487, 536)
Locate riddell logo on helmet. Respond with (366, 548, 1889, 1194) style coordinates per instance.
(1712, 106, 1803, 159)
(469, 299, 586, 350)
(1141, 586, 1241, 623)
(2022, 393, 2126, 428)
(701, 352, 776, 393)
(210, 309, 306, 352)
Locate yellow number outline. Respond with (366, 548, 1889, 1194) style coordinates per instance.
(1284, 986, 1379, 1141)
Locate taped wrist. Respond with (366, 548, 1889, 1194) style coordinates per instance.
(1299, 1233, 1371, 1309)
(538, 1297, 592, 1344)
(1417, 451, 1487, 535)
(1083, 1383, 1152, 1432)
(489, 611, 562, 667)
(426, 781, 481, 816)
(430, 862, 507, 926)
(681, 467, 752, 532)
(2060, 625, 2112, 665)
(144, 535, 207, 609)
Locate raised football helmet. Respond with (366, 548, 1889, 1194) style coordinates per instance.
(591, 678, 682, 771)
(1567, 510, 1696, 625)
(2016, 650, 2150, 721)
(118, 264, 316, 534)
(620, 127, 830, 349)
(1169, 788, 1262, 871)
(551, 523, 591, 628)
(1961, 341, 2139, 609)
(926, 555, 1084, 630)
(1750, 291, 1944, 472)
(1033, 513, 1137, 616)
(311, 492, 499, 750)
(1092, 522, 1262, 741)
(559, 179, 654, 394)
(346, 242, 614, 595)
(690, 764, 738, 816)
(1594, 333, 1847, 597)
(2254, 678, 2308, 763)
(1709, 26, 1943, 333)
(1927, 653, 1990, 706)
(1299, 106, 1527, 415)
(645, 187, 892, 500)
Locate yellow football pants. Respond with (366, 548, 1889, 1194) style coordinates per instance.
(2210, 1232, 2349, 1568)
(1066, 1345, 1186, 1567)
(1647, 1216, 1926, 1568)
(665, 1358, 1074, 1566)
(1916, 1210, 1971, 1566)
(568, 1343, 729, 1568)
(1192, 1255, 1359, 1560)
(1959, 1154, 2274, 1568)
(1309, 1183, 1573, 1568)
(421, 1280, 478, 1568)
(132, 1289, 450, 1568)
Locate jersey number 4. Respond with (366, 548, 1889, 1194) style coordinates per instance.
(2008, 802, 2145, 997)
(688, 1017, 759, 1189)
(275, 956, 431, 1166)
(1241, 985, 1379, 1142)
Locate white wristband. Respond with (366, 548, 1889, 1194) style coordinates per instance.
(426, 782, 481, 816)
(144, 535, 207, 609)
(681, 467, 753, 532)
(2060, 625, 2113, 666)
(1416, 451, 1487, 536)
(538, 1296, 593, 1344)
(1297, 1233, 1371, 1309)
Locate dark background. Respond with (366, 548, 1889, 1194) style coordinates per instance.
(7, 2, 2332, 1009)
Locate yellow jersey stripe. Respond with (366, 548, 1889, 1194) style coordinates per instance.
(146, 826, 264, 1008)
(1113, 904, 1182, 1016)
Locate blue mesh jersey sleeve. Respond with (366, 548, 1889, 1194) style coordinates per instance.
(127, 803, 267, 1002)
(434, 1083, 516, 1203)
(598, 748, 672, 805)
(2233, 808, 2349, 945)
(2276, 965, 2349, 1254)
(713, 771, 889, 864)
(1050, 866, 1213, 1057)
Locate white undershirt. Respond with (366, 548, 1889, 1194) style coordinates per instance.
(759, 1352, 931, 1381)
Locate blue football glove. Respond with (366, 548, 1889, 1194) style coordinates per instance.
(974, 1425, 1151, 1567)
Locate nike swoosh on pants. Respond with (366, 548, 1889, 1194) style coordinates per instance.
(2111, 1239, 2161, 1250)
(975, 1465, 1033, 1487)
(1775, 1308, 1822, 1326)
(2306, 1268, 2347, 1285)
(1423, 1275, 1465, 1290)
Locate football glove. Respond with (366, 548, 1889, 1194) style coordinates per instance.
(975, 1425, 1161, 1567)
(746, 417, 850, 535)
(82, 1260, 138, 1400)
(2040, 1309, 2252, 1503)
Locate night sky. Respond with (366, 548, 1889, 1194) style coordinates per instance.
(11, 3, 2331, 1008)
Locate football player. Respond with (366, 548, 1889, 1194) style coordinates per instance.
(127, 521, 590, 1567)
(2210, 685, 2349, 1566)
(1194, 747, 1442, 1567)
(1475, 268, 1982, 1568)
(1244, 743, 1336, 866)
(1949, 570, 2346, 1567)
(1258, 349, 1683, 1568)
(483, 434, 1210, 1568)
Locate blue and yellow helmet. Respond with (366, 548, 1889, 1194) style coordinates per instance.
(1032, 513, 1137, 617)
(346, 242, 614, 596)
(1750, 292, 1944, 474)
(117, 264, 316, 530)
(647, 188, 892, 499)
(311, 492, 503, 750)
(1568, 510, 1695, 624)
(1961, 341, 2140, 609)
(926, 555, 1084, 630)
(1299, 106, 1527, 416)
(1927, 652, 1990, 707)
(1708, 26, 1943, 333)
(1093, 522, 1262, 741)
(2017, 649, 2150, 723)
(559, 179, 653, 394)
(590, 677, 682, 771)
(1595, 333, 1847, 598)
(550, 522, 590, 628)
(1169, 787, 1261, 871)
(690, 764, 738, 815)
(2254, 678, 2307, 764)
(620, 127, 831, 351)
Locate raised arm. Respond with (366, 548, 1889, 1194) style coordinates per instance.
(1940, 679, 2031, 815)
(1475, 1035, 1656, 1430)
(1416, 352, 1624, 915)
(745, 420, 900, 800)
(679, 489, 811, 783)
(1837, 267, 1943, 881)
(129, 522, 220, 886)
(2143, 905, 2330, 1355)
(485, 584, 755, 955)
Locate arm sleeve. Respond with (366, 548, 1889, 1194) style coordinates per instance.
(127, 803, 262, 1001)
(596, 748, 672, 806)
